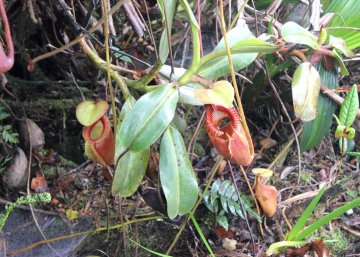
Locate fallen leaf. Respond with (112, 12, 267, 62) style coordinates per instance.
(214, 226, 235, 240)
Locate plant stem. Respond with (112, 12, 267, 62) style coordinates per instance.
(177, 0, 201, 85)
(79, 39, 131, 99)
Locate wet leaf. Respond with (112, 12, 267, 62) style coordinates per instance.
(282, 22, 320, 49)
(339, 84, 359, 127)
(159, 126, 199, 218)
(112, 148, 150, 197)
(76, 100, 108, 126)
(119, 84, 179, 152)
(292, 62, 321, 121)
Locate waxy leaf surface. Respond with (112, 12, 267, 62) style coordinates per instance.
(76, 100, 108, 126)
(198, 24, 257, 79)
(119, 84, 179, 152)
(339, 84, 359, 128)
(160, 126, 199, 219)
(112, 148, 150, 197)
(292, 62, 320, 121)
(282, 22, 320, 49)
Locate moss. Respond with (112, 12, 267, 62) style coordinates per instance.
(320, 229, 349, 254)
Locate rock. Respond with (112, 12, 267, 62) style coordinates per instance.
(18, 119, 45, 151)
(3, 147, 28, 188)
(222, 238, 237, 251)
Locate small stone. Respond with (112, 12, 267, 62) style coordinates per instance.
(3, 147, 28, 188)
(18, 118, 45, 151)
(222, 238, 237, 251)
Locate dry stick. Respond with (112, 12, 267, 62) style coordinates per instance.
(141, 0, 159, 59)
(250, 0, 259, 37)
(165, 157, 224, 255)
(264, 63, 302, 198)
(25, 120, 61, 257)
(101, 0, 117, 134)
(188, 110, 206, 162)
(163, 2, 175, 76)
(29, 0, 128, 66)
(228, 162, 258, 243)
(218, 0, 255, 247)
(7, 215, 164, 256)
(321, 84, 360, 119)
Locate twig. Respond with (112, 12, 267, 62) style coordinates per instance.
(228, 162, 255, 245)
(264, 62, 302, 199)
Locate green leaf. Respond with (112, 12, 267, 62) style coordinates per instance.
(76, 100, 109, 126)
(119, 96, 136, 123)
(159, 126, 199, 219)
(339, 84, 359, 127)
(190, 213, 215, 257)
(332, 50, 349, 76)
(329, 35, 354, 57)
(292, 62, 321, 121)
(325, 1, 360, 49)
(119, 84, 179, 152)
(286, 186, 326, 241)
(198, 38, 279, 80)
(192, 80, 234, 107)
(296, 197, 360, 240)
(211, 179, 261, 223)
(300, 61, 339, 152)
(266, 241, 309, 256)
(158, 0, 176, 63)
(282, 22, 320, 49)
(198, 24, 257, 79)
(112, 148, 150, 197)
(346, 151, 360, 157)
(116, 96, 136, 159)
(129, 239, 173, 257)
(216, 213, 229, 231)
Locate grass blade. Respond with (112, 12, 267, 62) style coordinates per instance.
(286, 186, 326, 241)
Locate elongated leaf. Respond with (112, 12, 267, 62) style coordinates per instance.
(300, 61, 339, 151)
(190, 213, 215, 257)
(292, 62, 321, 121)
(129, 239, 173, 257)
(332, 50, 349, 76)
(286, 186, 326, 241)
(282, 22, 320, 49)
(339, 84, 359, 127)
(158, 0, 176, 63)
(119, 84, 179, 152)
(325, 1, 360, 49)
(266, 241, 309, 256)
(116, 96, 137, 158)
(329, 35, 354, 57)
(112, 148, 150, 197)
(159, 126, 199, 219)
(198, 24, 257, 79)
(199, 38, 279, 80)
(297, 197, 360, 240)
(346, 151, 360, 157)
